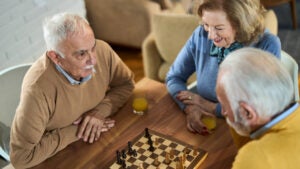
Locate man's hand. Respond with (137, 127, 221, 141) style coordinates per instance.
(73, 111, 115, 143)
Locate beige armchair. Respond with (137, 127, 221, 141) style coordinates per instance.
(142, 10, 279, 83)
(85, 0, 163, 48)
(142, 13, 199, 83)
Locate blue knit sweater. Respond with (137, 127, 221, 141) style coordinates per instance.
(166, 26, 281, 117)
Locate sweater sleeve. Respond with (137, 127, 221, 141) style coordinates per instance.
(91, 42, 135, 117)
(10, 87, 80, 169)
(166, 27, 199, 110)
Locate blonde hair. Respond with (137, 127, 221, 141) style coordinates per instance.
(198, 0, 265, 45)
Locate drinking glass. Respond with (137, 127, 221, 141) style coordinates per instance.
(201, 116, 217, 131)
(132, 90, 148, 115)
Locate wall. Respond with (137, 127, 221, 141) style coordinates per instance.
(0, 0, 86, 71)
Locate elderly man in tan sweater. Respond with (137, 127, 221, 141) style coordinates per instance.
(9, 13, 135, 168)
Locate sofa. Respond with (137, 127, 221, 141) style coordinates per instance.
(142, 9, 279, 83)
(85, 0, 184, 48)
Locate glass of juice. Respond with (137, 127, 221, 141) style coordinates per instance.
(201, 115, 217, 131)
(132, 91, 148, 115)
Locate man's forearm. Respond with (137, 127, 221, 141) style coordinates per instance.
(10, 125, 79, 168)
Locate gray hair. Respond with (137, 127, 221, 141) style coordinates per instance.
(43, 13, 89, 56)
(218, 48, 293, 120)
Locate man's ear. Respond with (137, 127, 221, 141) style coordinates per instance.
(239, 101, 258, 124)
(47, 51, 61, 65)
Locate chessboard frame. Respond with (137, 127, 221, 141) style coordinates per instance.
(106, 128, 208, 169)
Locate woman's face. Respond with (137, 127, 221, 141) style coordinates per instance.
(202, 10, 236, 48)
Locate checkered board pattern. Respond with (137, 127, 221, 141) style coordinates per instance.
(108, 129, 207, 169)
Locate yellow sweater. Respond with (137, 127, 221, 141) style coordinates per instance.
(10, 40, 135, 168)
(232, 106, 300, 169)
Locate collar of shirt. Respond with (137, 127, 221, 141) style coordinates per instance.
(55, 64, 92, 85)
(250, 102, 299, 139)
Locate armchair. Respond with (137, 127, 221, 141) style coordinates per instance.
(281, 50, 299, 101)
(142, 13, 199, 83)
(0, 63, 31, 168)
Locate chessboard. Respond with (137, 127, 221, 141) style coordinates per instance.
(108, 128, 208, 169)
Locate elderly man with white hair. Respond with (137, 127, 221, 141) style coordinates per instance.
(216, 47, 300, 169)
(10, 13, 134, 168)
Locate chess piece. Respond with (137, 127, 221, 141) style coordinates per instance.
(179, 156, 185, 169)
(176, 161, 180, 169)
(145, 128, 151, 138)
(183, 147, 188, 154)
(132, 149, 138, 157)
(148, 143, 155, 152)
(148, 137, 153, 145)
(182, 153, 186, 163)
(138, 163, 144, 169)
(169, 149, 175, 159)
(164, 153, 171, 164)
(147, 136, 155, 151)
(128, 141, 135, 155)
(193, 148, 198, 156)
(153, 157, 160, 166)
(116, 150, 122, 165)
(121, 159, 126, 168)
(154, 137, 159, 146)
(121, 149, 127, 159)
(176, 161, 183, 169)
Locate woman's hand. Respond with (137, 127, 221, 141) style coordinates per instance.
(177, 90, 217, 135)
(184, 104, 213, 135)
(177, 90, 217, 113)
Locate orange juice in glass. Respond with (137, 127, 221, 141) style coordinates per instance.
(132, 91, 148, 115)
(201, 116, 217, 131)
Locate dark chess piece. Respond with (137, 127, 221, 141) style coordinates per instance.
(128, 141, 135, 155)
(121, 149, 127, 159)
(132, 149, 137, 157)
(144, 128, 151, 138)
(147, 137, 153, 145)
(148, 144, 155, 152)
(121, 159, 126, 168)
(116, 150, 122, 165)
(147, 135, 155, 151)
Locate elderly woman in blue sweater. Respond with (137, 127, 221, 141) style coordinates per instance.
(166, 0, 281, 135)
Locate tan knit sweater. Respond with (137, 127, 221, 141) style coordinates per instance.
(10, 40, 135, 168)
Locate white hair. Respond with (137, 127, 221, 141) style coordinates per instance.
(219, 48, 294, 120)
(42, 13, 89, 56)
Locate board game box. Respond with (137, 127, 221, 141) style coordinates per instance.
(108, 128, 207, 169)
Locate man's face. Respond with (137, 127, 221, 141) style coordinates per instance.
(216, 78, 251, 136)
(58, 25, 97, 80)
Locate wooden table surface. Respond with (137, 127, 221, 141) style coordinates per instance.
(31, 78, 237, 169)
